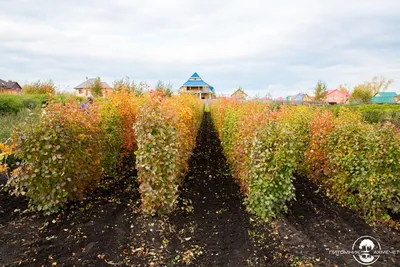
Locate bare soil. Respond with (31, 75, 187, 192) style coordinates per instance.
(0, 113, 399, 266)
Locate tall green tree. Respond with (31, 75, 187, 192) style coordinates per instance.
(314, 81, 328, 101)
(91, 77, 103, 97)
(349, 86, 372, 104)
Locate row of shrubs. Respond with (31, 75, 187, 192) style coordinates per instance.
(325, 104, 400, 127)
(211, 99, 400, 221)
(0, 94, 85, 114)
(135, 92, 203, 214)
(1, 91, 202, 214)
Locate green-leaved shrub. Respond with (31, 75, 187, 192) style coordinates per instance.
(324, 109, 400, 217)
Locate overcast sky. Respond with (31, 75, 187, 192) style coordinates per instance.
(1, 0, 399, 97)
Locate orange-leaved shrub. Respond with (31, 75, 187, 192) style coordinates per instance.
(304, 109, 335, 184)
(134, 92, 203, 215)
(7, 101, 105, 214)
(0, 143, 13, 174)
(100, 89, 138, 176)
(211, 98, 270, 194)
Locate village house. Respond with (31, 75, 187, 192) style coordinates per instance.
(371, 92, 398, 104)
(325, 89, 350, 104)
(179, 73, 216, 99)
(294, 93, 313, 103)
(285, 93, 312, 104)
(0, 79, 22, 94)
(231, 88, 248, 100)
(74, 78, 112, 97)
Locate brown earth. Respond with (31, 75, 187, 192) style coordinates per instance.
(0, 112, 399, 267)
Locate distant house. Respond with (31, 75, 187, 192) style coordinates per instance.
(231, 88, 248, 100)
(0, 79, 22, 94)
(325, 89, 350, 104)
(294, 93, 312, 103)
(179, 72, 216, 99)
(371, 92, 397, 104)
(74, 78, 112, 97)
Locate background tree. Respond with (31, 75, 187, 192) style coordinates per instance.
(367, 76, 393, 95)
(155, 80, 174, 97)
(22, 80, 56, 95)
(338, 84, 350, 94)
(314, 81, 328, 101)
(349, 85, 372, 104)
(91, 77, 103, 97)
(113, 76, 133, 92)
(349, 76, 393, 104)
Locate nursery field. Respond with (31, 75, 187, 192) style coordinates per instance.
(1, 94, 400, 266)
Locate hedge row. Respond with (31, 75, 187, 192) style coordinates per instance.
(0, 94, 47, 114)
(306, 109, 400, 218)
(211, 99, 400, 221)
(325, 104, 400, 127)
(0, 94, 85, 115)
(7, 101, 106, 213)
(135, 92, 203, 215)
(1, 91, 202, 214)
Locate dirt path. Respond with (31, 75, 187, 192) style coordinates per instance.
(0, 113, 399, 266)
(124, 112, 287, 266)
(277, 176, 400, 267)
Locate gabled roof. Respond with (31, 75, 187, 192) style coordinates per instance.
(74, 78, 111, 89)
(0, 79, 21, 90)
(327, 89, 350, 96)
(183, 80, 208, 86)
(295, 93, 307, 101)
(231, 88, 248, 97)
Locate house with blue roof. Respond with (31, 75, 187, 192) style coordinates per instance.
(179, 72, 216, 99)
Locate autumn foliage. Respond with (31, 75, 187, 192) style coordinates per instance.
(100, 89, 138, 175)
(2, 88, 203, 215)
(7, 101, 105, 214)
(135, 92, 203, 215)
(211, 100, 400, 221)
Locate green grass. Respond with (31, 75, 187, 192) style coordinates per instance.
(0, 94, 47, 114)
(0, 108, 40, 142)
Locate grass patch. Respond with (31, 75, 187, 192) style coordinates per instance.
(0, 108, 40, 142)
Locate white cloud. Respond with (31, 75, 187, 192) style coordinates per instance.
(1, 0, 400, 96)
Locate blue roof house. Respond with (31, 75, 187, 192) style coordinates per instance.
(179, 72, 216, 99)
